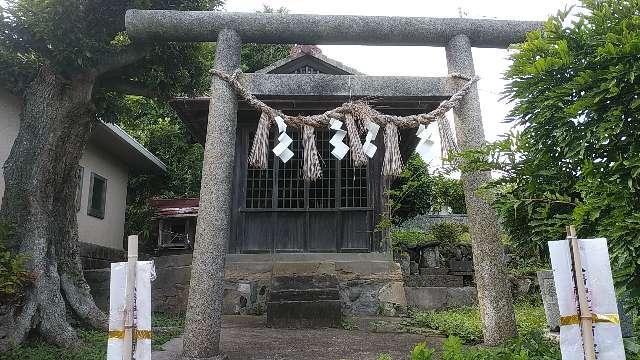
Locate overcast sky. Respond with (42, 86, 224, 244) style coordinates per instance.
(224, 0, 580, 165)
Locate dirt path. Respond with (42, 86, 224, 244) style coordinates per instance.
(153, 315, 444, 360)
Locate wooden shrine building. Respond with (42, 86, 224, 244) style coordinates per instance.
(170, 45, 432, 255)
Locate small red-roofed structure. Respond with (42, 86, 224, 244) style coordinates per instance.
(151, 198, 199, 250)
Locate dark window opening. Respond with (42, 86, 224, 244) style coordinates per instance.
(171, 222, 186, 234)
(159, 218, 192, 249)
(87, 173, 107, 219)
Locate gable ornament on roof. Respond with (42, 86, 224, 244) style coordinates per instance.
(211, 68, 472, 180)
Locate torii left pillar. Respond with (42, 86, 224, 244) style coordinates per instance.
(182, 29, 240, 360)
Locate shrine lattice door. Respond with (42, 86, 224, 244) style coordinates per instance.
(230, 125, 379, 253)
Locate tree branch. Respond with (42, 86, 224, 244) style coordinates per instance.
(97, 78, 156, 98)
(93, 45, 151, 77)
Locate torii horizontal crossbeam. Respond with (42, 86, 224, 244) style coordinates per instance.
(125, 10, 542, 48)
(239, 73, 454, 98)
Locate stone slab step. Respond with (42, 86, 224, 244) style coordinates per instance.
(269, 289, 340, 302)
(227, 252, 392, 263)
(272, 261, 336, 277)
(418, 267, 448, 276)
(448, 260, 474, 273)
(404, 274, 463, 287)
(404, 286, 477, 310)
(266, 300, 342, 328)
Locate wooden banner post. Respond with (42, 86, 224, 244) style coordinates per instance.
(566, 225, 596, 360)
(123, 235, 138, 360)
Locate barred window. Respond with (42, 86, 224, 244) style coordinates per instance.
(246, 131, 274, 209)
(245, 128, 367, 210)
(277, 130, 304, 209)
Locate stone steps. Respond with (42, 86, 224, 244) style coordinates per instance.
(266, 261, 342, 328)
(266, 300, 342, 328)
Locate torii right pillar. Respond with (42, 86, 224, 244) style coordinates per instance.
(446, 34, 517, 345)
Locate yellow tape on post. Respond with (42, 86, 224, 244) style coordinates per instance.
(108, 330, 125, 339)
(108, 330, 152, 340)
(559, 313, 620, 326)
(135, 330, 153, 340)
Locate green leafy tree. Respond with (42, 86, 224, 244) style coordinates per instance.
(116, 97, 204, 251)
(454, 0, 640, 301)
(387, 154, 466, 224)
(451, 134, 578, 260)
(387, 154, 436, 223)
(0, 0, 222, 349)
(432, 175, 467, 214)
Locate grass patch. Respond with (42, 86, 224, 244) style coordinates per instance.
(151, 312, 185, 350)
(378, 332, 562, 360)
(0, 329, 107, 360)
(439, 332, 561, 360)
(406, 300, 548, 343)
(0, 312, 185, 360)
(152, 312, 185, 328)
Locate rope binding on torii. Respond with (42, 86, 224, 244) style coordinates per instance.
(210, 69, 476, 180)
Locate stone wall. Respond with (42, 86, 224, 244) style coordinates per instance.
(335, 261, 406, 316)
(80, 242, 125, 270)
(85, 253, 407, 317)
(405, 287, 477, 310)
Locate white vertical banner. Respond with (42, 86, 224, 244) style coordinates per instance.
(134, 261, 156, 360)
(107, 261, 156, 360)
(107, 262, 127, 360)
(549, 240, 584, 360)
(548, 238, 626, 360)
(580, 239, 625, 359)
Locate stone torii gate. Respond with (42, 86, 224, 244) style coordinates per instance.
(125, 10, 541, 359)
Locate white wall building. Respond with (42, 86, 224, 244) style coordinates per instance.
(0, 88, 166, 267)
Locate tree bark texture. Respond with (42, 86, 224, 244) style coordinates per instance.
(0, 65, 107, 351)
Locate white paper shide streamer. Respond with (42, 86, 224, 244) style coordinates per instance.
(361, 120, 380, 158)
(549, 238, 626, 360)
(272, 115, 294, 163)
(329, 118, 349, 160)
(415, 123, 436, 164)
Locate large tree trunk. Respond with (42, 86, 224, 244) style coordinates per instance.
(0, 65, 107, 350)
